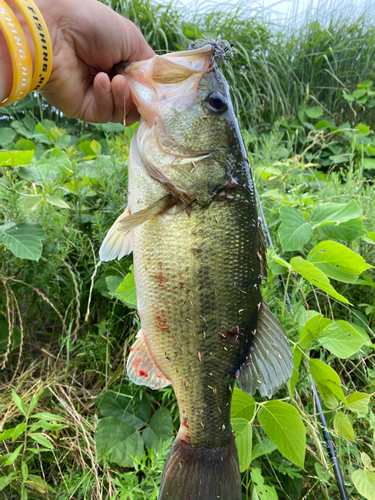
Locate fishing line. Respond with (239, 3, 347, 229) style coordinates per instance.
(255, 188, 350, 500)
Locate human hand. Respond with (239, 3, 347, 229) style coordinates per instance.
(2, 0, 154, 123)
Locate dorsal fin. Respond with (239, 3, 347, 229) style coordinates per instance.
(127, 329, 171, 390)
(237, 299, 293, 398)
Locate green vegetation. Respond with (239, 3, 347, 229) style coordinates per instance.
(1, 0, 375, 498)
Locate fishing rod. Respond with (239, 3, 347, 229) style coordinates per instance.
(255, 190, 350, 500)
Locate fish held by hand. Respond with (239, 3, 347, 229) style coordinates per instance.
(100, 39, 293, 500)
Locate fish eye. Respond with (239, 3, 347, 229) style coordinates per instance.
(205, 92, 227, 113)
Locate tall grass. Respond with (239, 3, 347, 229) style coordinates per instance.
(100, 0, 375, 130)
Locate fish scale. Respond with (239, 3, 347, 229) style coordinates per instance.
(99, 39, 293, 500)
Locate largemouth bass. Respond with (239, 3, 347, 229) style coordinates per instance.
(100, 40, 293, 500)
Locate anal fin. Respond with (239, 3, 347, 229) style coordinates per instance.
(127, 329, 171, 390)
(238, 299, 293, 398)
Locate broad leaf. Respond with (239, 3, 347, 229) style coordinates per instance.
(115, 268, 137, 308)
(0, 473, 16, 491)
(95, 417, 143, 467)
(252, 436, 277, 461)
(333, 412, 355, 440)
(142, 408, 173, 451)
(291, 257, 350, 304)
(318, 321, 366, 358)
(45, 196, 71, 209)
(309, 359, 346, 404)
(231, 418, 252, 472)
(1, 223, 45, 261)
(311, 200, 362, 227)
(352, 470, 375, 500)
(5, 444, 23, 465)
(0, 127, 17, 146)
(346, 392, 371, 413)
(305, 106, 323, 118)
(231, 389, 256, 421)
(96, 388, 151, 430)
(258, 401, 305, 468)
(0, 150, 34, 166)
(319, 218, 367, 242)
(278, 206, 313, 251)
(22, 195, 44, 213)
(251, 468, 278, 499)
(298, 314, 332, 350)
(307, 241, 372, 283)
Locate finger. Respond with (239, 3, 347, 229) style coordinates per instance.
(111, 75, 140, 125)
(87, 72, 115, 123)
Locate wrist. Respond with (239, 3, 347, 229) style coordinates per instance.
(0, 0, 58, 104)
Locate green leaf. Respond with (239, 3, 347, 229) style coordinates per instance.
(278, 206, 313, 251)
(288, 347, 303, 393)
(12, 390, 27, 417)
(30, 412, 65, 421)
(21, 461, 28, 482)
(251, 468, 278, 499)
(318, 321, 366, 358)
(95, 417, 143, 467)
(358, 80, 373, 88)
(315, 120, 329, 130)
(231, 418, 252, 472)
(29, 420, 67, 433)
(343, 93, 355, 101)
(361, 452, 375, 470)
(356, 123, 371, 135)
(307, 241, 372, 283)
(25, 474, 54, 493)
(319, 218, 367, 242)
(90, 140, 102, 154)
(142, 408, 173, 451)
(311, 200, 362, 227)
(290, 257, 350, 304)
(251, 436, 277, 461)
(28, 433, 54, 450)
(352, 470, 375, 499)
(21, 483, 27, 500)
(5, 444, 23, 465)
(362, 158, 375, 169)
(22, 195, 44, 213)
(96, 388, 151, 430)
(13, 423, 27, 441)
(231, 389, 256, 421)
(353, 88, 367, 99)
(309, 359, 347, 404)
(28, 392, 43, 415)
(333, 412, 355, 440)
(298, 314, 333, 350)
(0, 473, 16, 491)
(105, 275, 123, 295)
(1, 223, 45, 261)
(0, 127, 17, 146)
(0, 150, 34, 166)
(347, 392, 371, 413)
(305, 106, 323, 119)
(45, 196, 71, 209)
(115, 268, 137, 308)
(258, 401, 305, 468)
(0, 428, 15, 441)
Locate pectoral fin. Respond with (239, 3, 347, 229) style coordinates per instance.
(99, 195, 175, 262)
(127, 329, 171, 390)
(238, 299, 293, 398)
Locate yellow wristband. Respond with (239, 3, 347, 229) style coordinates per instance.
(0, 0, 33, 106)
(12, 0, 53, 92)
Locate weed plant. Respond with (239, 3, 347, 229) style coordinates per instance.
(0, 1, 375, 499)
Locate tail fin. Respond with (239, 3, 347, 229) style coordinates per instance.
(159, 438, 241, 500)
